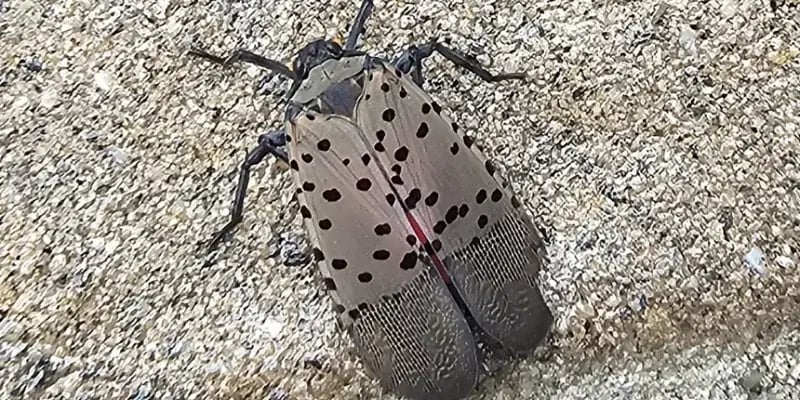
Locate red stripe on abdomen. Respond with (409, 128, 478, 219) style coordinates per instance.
(405, 212, 451, 284)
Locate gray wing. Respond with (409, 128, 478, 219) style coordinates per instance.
(286, 110, 479, 399)
(353, 63, 553, 354)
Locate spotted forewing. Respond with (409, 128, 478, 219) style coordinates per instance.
(356, 65, 552, 353)
(287, 110, 480, 400)
(286, 62, 551, 400)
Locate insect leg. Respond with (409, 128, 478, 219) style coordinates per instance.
(392, 46, 427, 86)
(188, 47, 296, 80)
(344, 0, 374, 50)
(208, 130, 288, 251)
(393, 39, 526, 86)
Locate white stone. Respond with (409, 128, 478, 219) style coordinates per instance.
(744, 247, 766, 276)
(94, 71, 113, 91)
(775, 255, 794, 268)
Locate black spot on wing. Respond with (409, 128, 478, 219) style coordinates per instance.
(356, 178, 372, 191)
(425, 192, 439, 207)
(373, 249, 391, 260)
(476, 189, 487, 204)
(302, 153, 313, 163)
(322, 277, 336, 290)
(317, 139, 331, 151)
(382, 108, 396, 122)
(348, 308, 360, 320)
(394, 146, 409, 162)
(358, 272, 373, 283)
(416, 122, 429, 138)
(491, 188, 503, 202)
(302, 181, 315, 192)
(450, 142, 459, 155)
(323, 189, 342, 202)
(485, 160, 496, 175)
(312, 247, 325, 261)
(478, 215, 488, 229)
(399, 251, 417, 270)
(318, 219, 332, 230)
(374, 223, 391, 236)
(445, 205, 459, 224)
(463, 135, 474, 148)
(404, 188, 421, 209)
(332, 259, 347, 270)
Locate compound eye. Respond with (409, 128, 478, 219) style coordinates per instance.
(292, 59, 305, 77)
(326, 41, 342, 55)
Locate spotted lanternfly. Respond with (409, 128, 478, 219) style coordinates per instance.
(191, 1, 553, 399)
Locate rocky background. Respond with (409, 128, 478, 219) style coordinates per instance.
(1, 0, 799, 399)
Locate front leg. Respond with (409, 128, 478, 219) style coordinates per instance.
(344, 0, 374, 50)
(208, 130, 288, 251)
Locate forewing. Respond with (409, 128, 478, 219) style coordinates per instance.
(286, 110, 479, 399)
(354, 64, 553, 353)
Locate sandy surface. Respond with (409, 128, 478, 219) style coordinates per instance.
(1, 0, 799, 399)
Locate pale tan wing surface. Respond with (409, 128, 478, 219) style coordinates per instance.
(354, 64, 553, 353)
(286, 110, 479, 400)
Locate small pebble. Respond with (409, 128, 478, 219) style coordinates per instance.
(739, 370, 763, 393)
(775, 255, 794, 268)
(744, 247, 766, 276)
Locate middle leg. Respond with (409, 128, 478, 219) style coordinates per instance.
(393, 39, 526, 87)
(208, 130, 288, 251)
(189, 47, 296, 80)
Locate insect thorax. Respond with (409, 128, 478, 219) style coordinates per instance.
(288, 54, 371, 119)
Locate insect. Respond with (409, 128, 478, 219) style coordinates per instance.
(191, 1, 553, 399)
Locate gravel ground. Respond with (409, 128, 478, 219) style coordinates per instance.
(1, 0, 799, 399)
